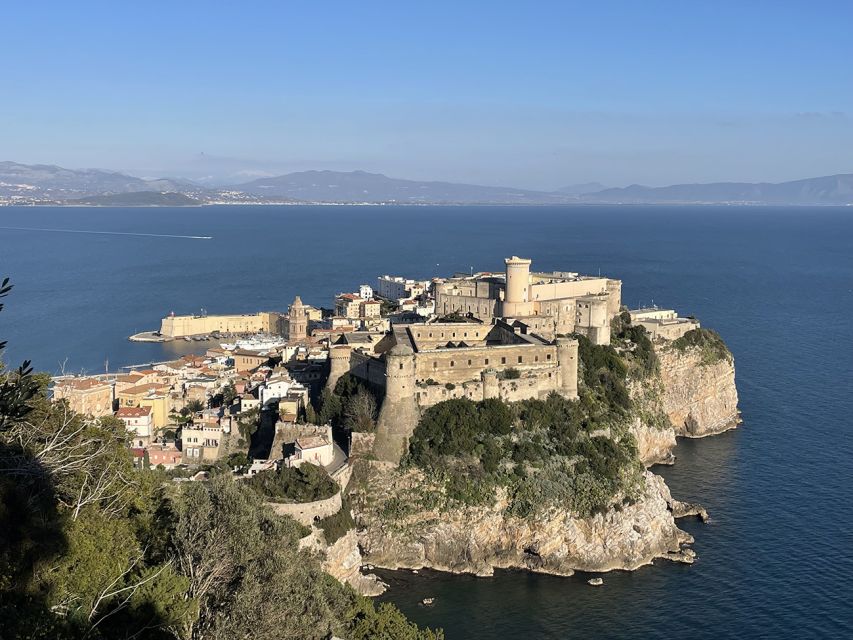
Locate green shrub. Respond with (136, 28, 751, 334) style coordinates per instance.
(500, 367, 521, 380)
(245, 463, 338, 503)
(318, 497, 355, 544)
(672, 328, 731, 364)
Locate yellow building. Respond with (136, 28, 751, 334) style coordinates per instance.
(117, 383, 172, 428)
(52, 377, 114, 417)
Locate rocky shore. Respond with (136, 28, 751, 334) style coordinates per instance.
(347, 339, 738, 580)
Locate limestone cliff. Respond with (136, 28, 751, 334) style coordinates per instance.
(628, 341, 739, 466)
(301, 528, 387, 596)
(352, 464, 694, 577)
(657, 345, 739, 438)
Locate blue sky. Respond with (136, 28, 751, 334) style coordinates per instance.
(2, 1, 852, 188)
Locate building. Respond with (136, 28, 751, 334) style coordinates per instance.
(116, 406, 153, 446)
(376, 275, 430, 302)
(281, 424, 336, 468)
(335, 294, 362, 319)
(146, 443, 182, 469)
(359, 284, 374, 300)
(433, 256, 622, 345)
(116, 383, 171, 428)
(328, 317, 579, 464)
(629, 308, 700, 341)
(52, 377, 114, 417)
(159, 311, 284, 338)
(231, 349, 274, 372)
(181, 421, 225, 464)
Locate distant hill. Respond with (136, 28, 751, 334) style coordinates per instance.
(231, 170, 574, 204)
(68, 191, 200, 206)
(583, 174, 853, 204)
(557, 182, 607, 196)
(3, 160, 853, 206)
(0, 161, 207, 200)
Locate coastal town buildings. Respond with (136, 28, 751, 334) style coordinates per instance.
(52, 377, 114, 417)
(629, 307, 700, 341)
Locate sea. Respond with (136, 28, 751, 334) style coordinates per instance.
(1, 205, 851, 639)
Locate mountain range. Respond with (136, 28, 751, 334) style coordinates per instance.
(1, 161, 852, 206)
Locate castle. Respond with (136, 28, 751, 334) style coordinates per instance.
(329, 256, 623, 463)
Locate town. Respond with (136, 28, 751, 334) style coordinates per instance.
(52, 256, 701, 485)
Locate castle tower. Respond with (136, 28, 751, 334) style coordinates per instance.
(374, 344, 419, 464)
(326, 344, 352, 392)
(556, 336, 579, 400)
(501, 256, 533, 317)
(482, 368, 499, 400)
(288, 295, 308, 342)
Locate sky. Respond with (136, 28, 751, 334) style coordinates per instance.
(1, 1, 852, 189)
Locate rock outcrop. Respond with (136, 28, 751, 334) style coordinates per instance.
(629, 342, 740, 466)
(301, 528, 387, 596)
(657, 346, 739, 438)
(354, 466, 693, 577)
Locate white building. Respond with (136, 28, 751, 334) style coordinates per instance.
(285, 425, 335, 468)
(359, 284, 374, 300)
(116, 406, 153, 446)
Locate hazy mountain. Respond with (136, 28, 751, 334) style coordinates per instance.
(232, 170, 574, 204)
(557, 182, 607, 195)
(584, 174, 853, 204)
(0, 161, 205, 200)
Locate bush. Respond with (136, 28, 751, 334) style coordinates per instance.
(500, 367, 521, 380)
(245, 463, 338, 503)
(318, 496, 355, 544)
(672, 328, 731, 364)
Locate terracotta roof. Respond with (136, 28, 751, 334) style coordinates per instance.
(57, 377, 110, 391)
(119, 383, 170, 396)
(116, 406, 152, 418)
(296, 435, 329, 450)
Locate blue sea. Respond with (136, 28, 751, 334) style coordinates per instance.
(1, 205, 852, 639)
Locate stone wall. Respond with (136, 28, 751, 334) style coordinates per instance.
(265, 491, 342, 526)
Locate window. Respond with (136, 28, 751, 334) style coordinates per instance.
(535, 355, 539, 362)
(501, 357, 506, 364)
(450, 360, 455, 367)
(433, 361, 437, 369)
(399, 363, 404, 370)
(518, 356, 523, 363)
(467, 359, 472, 365)
(485, 358, 489, 365)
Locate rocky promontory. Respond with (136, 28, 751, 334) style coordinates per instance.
(351, 466, 695, 577)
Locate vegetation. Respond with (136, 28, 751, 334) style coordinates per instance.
(610, 311, 659, 379)
(0, 278, 440, 639)
(404, 335, 645, 518)
(499, 367, 521, 380)
(315, 373, 381, 433)
(245, 462, 338, 503)
(317, 496, 356, 544)
(436, 311, 472, 323)
(671, 327, 731, 365)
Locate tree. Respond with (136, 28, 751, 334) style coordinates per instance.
(185, 399, 205, 414)
(344, 389, 377, 432)
(0, 278, 38, 432)
(220, 383, 237, 406)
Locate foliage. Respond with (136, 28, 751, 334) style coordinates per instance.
(671, 327, 731, 365)
(348, 598, 444, 640)
(344, 388, 378, 433)
(436, 311, 471, 323)
(611, 313, 659, 379)
(406, 385, 642, 517)
(0, 283, 439, 639)
(236, 406, 260, 442)
(185, 399, 205, 414)
(245, 462, 338, 503)
(576, 334, 631, 412)
(220, 382, 237, 406)
(499, 367, 521, 380)
(317, 496, 355, 544)
(0, 278, 38, 431)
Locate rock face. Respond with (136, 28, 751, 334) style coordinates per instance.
(301, 528, 387, 596)
(628, 342, 740, 466)
(657, 346, 739, 438)
(355, 468, 692, 577)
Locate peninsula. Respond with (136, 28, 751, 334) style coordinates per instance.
(49, 255, 739, 598)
